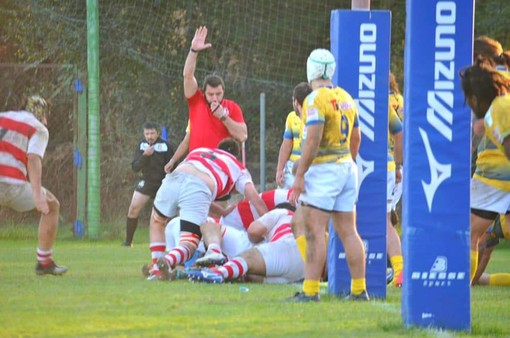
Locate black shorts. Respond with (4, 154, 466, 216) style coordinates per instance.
(135, 180, 161, 199)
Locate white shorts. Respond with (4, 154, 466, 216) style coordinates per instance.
(392, 168, 403, 211)
(281, 160, 296, 189)
(471, 178, 510, 214)
(154, 172, 213, 226)
(0, 182, 46, 212)
(221, 226, 254, 258)
(256, 238, 304, 284)
(299, 162, 358, 212)
(387, 169, 396, 213)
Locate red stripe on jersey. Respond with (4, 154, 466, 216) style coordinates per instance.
(0, 164, 27, 181)
(213, 148, 245, 169)
(261, 190, 277, 210)
(186, 151, 235, 199)
(237, 200, 254, 230)
(221, 227, 227, 238)
(271, 224, 292, 242)
(0, 140, 28, 165)
(0, 117, 37, 138)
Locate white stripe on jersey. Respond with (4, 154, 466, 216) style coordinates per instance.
(0, 111, 48, 184)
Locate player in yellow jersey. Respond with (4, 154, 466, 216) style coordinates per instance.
(276, 82, 312, 189)
(460, 58, 510, 284)
(387, 106, 404, 286)
(389, 72, 404, 121)
(388, 72, 405, 228)
(287, 49, 367, 302)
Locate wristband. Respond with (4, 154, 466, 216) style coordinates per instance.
(190, 48, 199, 53)
(396, 163, 402, 170)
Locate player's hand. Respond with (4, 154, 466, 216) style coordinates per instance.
(210, 102, 225, 119)
(164, 159, 175, 173)
(191, 26, 212, 52)
(290, 176, 305, 207)
(143, 146, 155, 156)
(275, 170, 284, 187)
(34, 193, 49, 215)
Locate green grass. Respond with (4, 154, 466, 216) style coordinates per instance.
(1, 224, 510, 337)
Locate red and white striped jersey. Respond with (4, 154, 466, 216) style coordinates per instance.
(183, 147, 252, 200)
(221, 189, 292, 230)
(256, 208, 294, 242)
(0, 111, 48, 184)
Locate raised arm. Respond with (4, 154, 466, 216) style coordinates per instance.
(183, 26, 212, 99)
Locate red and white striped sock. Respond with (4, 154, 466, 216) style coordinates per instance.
(150, 242, 166, 270)
(207, 243, 222, 255)
(213, 257, 248, 279)
(36, 248, 53, 266)
(164, 232, 200, 267)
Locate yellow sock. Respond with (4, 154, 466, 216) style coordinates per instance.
(489, 273, 510, 286)
(390, 255, 403, 276)
(303, 279, 320, 296)
(351, 278, 366, 295)
(470, 250, 478, 284)
(296, 235, 307, 263)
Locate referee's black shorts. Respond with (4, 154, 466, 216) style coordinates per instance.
(135, 179, 161, 199)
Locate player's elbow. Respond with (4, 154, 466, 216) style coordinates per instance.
(233, 130, 248, 143)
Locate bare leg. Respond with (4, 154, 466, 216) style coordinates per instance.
(331, 211, 365, 279)
(302, 206, 329, 281)
(38, 189, 60, 251)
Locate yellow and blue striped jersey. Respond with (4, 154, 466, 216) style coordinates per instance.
(388, 106, 403, 171)
(301, 86, 359, 165)
(282, 111, 303, 162)
(389, 91, 404, 120)
(474, 93, 510, 191)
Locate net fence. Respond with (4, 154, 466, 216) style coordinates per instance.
(1, 0, 504, 224)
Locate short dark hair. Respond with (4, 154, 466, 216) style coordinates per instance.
(203, 75, 225, 91)
(274, 202, 296, 212)
(293, 82, 312, 106)
(460, 57, 509, 119)
(143, 121, 160, 131)
(218, 138, 240, 157)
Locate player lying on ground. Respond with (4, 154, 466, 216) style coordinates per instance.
(147, 138, 267, 280)
(188, 203, 305, 284)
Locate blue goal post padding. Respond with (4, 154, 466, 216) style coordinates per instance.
(329, 10, 391, 299)
(402, 0, 472, 331)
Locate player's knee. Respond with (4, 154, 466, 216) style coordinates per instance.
(46, 191, 60, 212)
(151, 207, 169, 225)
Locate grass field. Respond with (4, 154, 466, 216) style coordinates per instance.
(1, 224, 510, 337)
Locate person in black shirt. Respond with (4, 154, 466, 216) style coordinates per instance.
(122, 121, 174, 247)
